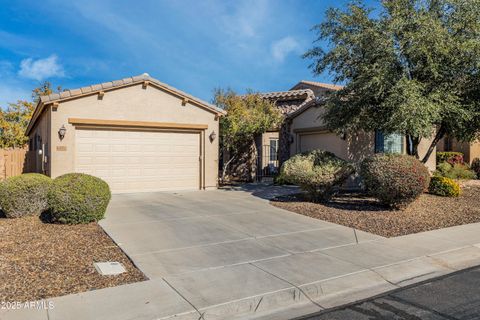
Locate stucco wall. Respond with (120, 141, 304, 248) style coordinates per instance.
(289, 106, 373, 163)
(289, 105, 436, 171)
(46, 84, 219, 189)
(437, 136, 479, 164)
(28, 106, 51, 175)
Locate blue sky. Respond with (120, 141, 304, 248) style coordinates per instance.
(0, 0, 376, 107)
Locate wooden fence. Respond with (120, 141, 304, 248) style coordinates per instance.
(0, 148, 35, 180)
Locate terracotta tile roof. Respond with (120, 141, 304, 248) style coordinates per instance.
(38, 73, 224, 114)
(290, 80, 344, 91)
(258, 89, 314, 101)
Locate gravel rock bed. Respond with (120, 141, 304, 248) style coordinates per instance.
(0, 215, 146, 302)
(271, 184, 480, 237)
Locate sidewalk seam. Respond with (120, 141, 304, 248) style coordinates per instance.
(162, 278, 205, 320)
(250, 262, 325, 310)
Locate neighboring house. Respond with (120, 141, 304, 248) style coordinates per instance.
(255, 80, 437, 180)
(26, 73, 225, 193)
(437, 136, 480, 164)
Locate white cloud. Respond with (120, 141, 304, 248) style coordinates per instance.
(218, 0, 270, 39)
(18, 55, 65, 81)
(271, 36, 300, 62)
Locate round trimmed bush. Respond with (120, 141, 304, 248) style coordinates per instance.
(429, 176, 461, 197)
(0, 173, 52, 218)
(48, 173, 111, 224)
(360, 154, 430, 209)
(280, 149, 355, 202)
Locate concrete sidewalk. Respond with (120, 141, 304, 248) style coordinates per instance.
(3, 185, 480, 320)
(300, 265, 480, 319)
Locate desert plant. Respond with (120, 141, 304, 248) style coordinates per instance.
(436, 152, 464, 165)
(280, 149, 354, 202)
(360, 154, 430, 209)
(471, 158, 480, 179)
(429, 176, 461, 197)
(0, 173, 52, 218)
(434, 162, 476, 180)
(48, 173, 111, 224)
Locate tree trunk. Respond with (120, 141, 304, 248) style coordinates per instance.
(421, 126, 446, 164)
(250, 140, 258, 182)
(406, 135, 420, 158)
(221, 154, 236, 183)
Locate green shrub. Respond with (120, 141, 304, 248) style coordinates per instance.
(280, 150, 354, 202)
(360, 154, 430, 209)
(429, 176, 461, 197)
(48, 173, 111, 224)
(471, 158, 480, 179)
(434, 162, 476, 180)
(273, 173, 290, 185)
(436, 152, 464, 165)
(0, 173, 52, 218)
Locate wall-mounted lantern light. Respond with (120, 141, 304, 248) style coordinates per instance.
(209, 130, 217, 142)
(58, 125, 67, 140)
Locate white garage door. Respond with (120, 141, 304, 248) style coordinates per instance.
(299, 132, 347, 158)
(75, 129, 200, 193)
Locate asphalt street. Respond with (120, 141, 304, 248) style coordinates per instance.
(299, 265, 480, 320)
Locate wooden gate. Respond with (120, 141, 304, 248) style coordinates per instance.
(0, 148, 35, 180)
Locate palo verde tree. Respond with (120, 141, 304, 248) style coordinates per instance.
(0, 81, 62, 148)
(304, 0, 480, 163)
(214, 89, 282, 181)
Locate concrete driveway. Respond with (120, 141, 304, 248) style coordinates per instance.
(96, 185, 389, 319)
(101, 185, 380, 280)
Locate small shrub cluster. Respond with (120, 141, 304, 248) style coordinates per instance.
(434, 162, 476, 180)
(280, 150, 354, 202)
(436, 152, 464, 165)
(360, 154, 430, 209)
(0, 172, 110, 224)
(0, 173, 52, 218)
(48, 173, 111, 224)
(471, 158, 480, 179)
(428, 176, 461, 197)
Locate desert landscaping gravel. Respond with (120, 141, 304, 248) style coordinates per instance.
(0, 215, 146, 302)
(271, 183, 480, 237)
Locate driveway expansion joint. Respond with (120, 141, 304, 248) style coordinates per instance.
(162, 278, 205, 320)
(249, 262, 326, 310)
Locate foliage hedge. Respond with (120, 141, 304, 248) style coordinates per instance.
(360, 154, 430, 209)
(428, 176, 461, 197)
(434, 162, 476, 180)
(471, 158, 480, 179)
(436, 152, 464, 165)
(280, 149, 354, 202)
(48, 173, 111, 224)
(0, 173, 52, 218)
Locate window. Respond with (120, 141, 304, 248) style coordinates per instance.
(269, 139, 278, 161)
(375, 131, 404, 154)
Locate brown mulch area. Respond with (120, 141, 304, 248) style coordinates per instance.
(0, 215, 146, 302)
(271, 184, 480, 238)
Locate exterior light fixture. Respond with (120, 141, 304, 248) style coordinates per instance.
(58, 125, 67, 140)
(209, 130, 217, 142)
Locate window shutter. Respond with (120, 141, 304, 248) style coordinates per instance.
(375, 130, 384, 153)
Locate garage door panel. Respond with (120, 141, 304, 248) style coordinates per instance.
(75, 129, 200, 193)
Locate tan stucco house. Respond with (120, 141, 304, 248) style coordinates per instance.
(26, 73, 225, 193)
(256, 80, 437, 179)
(437, 136, 480, 164)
